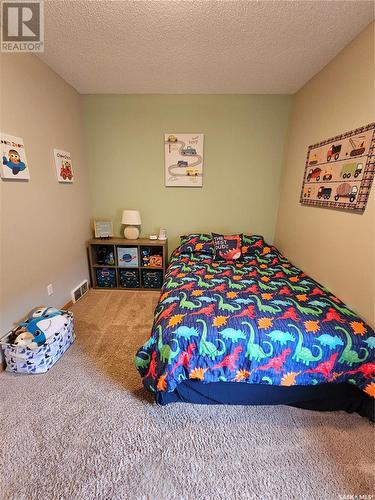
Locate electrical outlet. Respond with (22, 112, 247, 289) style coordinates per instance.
(47, 284, 53, 296)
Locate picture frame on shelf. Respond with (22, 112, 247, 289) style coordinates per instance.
(93, 220, 113, 238)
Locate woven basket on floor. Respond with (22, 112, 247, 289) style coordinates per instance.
(0, 311, 75, 374)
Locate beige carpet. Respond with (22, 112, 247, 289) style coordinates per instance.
(0, 290, 374, 500)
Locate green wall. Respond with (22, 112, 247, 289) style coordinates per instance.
(83, 95, 291, 252)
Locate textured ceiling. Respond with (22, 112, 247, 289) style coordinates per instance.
(39, 0, 375, 94)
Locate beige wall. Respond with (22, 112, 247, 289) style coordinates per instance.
(275, 22, 375, 327)
(0, 54, 91, 334)
(83, 95, 291, 252)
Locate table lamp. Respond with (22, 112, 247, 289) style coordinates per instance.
(122, 210, 141, 239)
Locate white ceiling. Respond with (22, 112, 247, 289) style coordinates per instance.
(39, 0, 375, 94)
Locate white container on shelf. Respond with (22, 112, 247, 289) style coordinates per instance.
(158, 228, 167, 240)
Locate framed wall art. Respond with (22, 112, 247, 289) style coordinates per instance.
(0, 133, 30, 180)
(165, 133, 204, 187)
(300, 122, 375, 212)
(54, 149, 74, 183)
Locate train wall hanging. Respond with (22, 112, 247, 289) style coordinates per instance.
(300, 122, 375, 212)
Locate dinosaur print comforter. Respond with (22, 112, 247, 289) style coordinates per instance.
(135, 235, 375, 400)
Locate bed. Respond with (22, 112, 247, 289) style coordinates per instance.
(135, 234, 375, 420)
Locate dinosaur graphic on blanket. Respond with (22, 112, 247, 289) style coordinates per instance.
(289, 324, 322, 366)
(171, 344, 196, 374)
(256, 348, 291, 374)
(197, 319, 226, 360)
(304, 353, 339, 380)
(157, 326, 180, 363)
(211, 346, 242, 372)
(242, 321, 273, 362)
(336, 326, 369, 366)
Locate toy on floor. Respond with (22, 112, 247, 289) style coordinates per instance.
(14, 331, 38, 349)
(1, 309, 75, 374)
(13, 307, 66, 347)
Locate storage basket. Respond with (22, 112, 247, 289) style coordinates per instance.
(96, 267, 116, 288)
(142, 269, 163, 289)
(0, 311, 75, 374)
(119, 269, 140, 288)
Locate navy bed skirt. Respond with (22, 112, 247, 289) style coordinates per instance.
(156, 381, 374, 421)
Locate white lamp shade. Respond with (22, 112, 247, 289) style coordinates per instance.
(122, 210, 141, 225)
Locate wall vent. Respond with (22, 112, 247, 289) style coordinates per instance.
(71, 280, 89, 303)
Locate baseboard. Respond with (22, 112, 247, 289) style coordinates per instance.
(62, 300, 73, 310)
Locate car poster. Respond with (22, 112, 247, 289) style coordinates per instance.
(300, 122, 375, 212)
(54, 149, 74, 183)
(165, 133, 204, 187)
(0, 133, 30, 180)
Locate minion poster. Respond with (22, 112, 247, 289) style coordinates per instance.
(53, 149, 74, 183)
(300, 122, 375, 212)
(1, 133, 30, 180)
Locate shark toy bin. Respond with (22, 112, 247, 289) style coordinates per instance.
(0, 307, 75, 374)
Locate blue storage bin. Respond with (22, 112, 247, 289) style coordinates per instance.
(96, 267, 116, 288)
(119, 269, 140, 288)
(142, 269, 163, 289)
